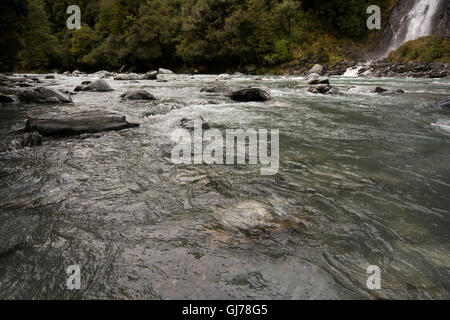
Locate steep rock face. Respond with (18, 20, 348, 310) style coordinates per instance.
(374, 0, 448, 57)
(431, 0, 450, 38)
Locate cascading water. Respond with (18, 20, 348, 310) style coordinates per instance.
(403, 0, 441, 43)
(375, 0, 443, 57)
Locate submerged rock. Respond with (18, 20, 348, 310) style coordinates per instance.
(114, 73, 140, 81)
(229, 87, 271, 102)
(25, 109, 139, 136)
(75, 79, 114, 92)
(308, 84, 332, 94)
(180, 115, 210, 130)
(92, 70, 113, 78)
(21, 132, 43, 147)
(44, 75, 55, 79)
(17, 87, 72, 103)
(216, 73, 231, 81)
(120, 90, 156, 101)
(200, 86, 231, 93)
(431, 96, 450, 109)
(212, 200, 278, 232)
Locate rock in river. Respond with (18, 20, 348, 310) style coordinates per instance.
(212, 200, 278, 232)
(25, 109, 139, 136)
(21, 132, 43, 147)
(216, 73, 231, 81)
(431, 96, 450, 109)
(17, 87, 72, 103)
(200, 86, 231, 93)
(120, 90, 156, 101)
(143, 71, 158, 80)
(308, 64, 326, 75)
(75, 79, 114, 92)
(304, 73, 329, 85)
(114, 73, 140, 81)
(158, 68, 174, 74)
(0, 93, 15, 103)
(180, 115, 210, 130)
(308, 84, 332, 94)
(372, 87, 405, 94)
(229, 87, 271, 102)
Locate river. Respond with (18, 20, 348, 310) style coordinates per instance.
(0, 73, 449, 299)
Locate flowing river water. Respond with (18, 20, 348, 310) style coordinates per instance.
(0, 74, 449, 299)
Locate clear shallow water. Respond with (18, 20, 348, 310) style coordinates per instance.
(0, 74, 449, 299)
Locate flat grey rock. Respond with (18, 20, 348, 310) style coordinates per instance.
(25, 109, 139, 136)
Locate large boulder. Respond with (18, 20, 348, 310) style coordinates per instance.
(431, 96, 450, 109)
(308, 64, 326, 75)
(25, 109, 139, 136)
(229, 87, 272, 102)
(75, 79, 114, 92)
(17, 87, 72, 103)
(120, 90, 156, 101)
(304, 73, 330, 85)
(158, 68, 174, 74)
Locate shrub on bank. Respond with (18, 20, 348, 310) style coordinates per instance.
(387, 36, 450, 63)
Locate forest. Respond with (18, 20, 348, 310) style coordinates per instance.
(1, 0, 397, 73)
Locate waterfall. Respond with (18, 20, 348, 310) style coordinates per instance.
(403, 0, 441, 43)
(376, 0, 443, 57)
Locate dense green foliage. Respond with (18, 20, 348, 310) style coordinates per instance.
(387, 36, 450, 63)
(1, 0, 396, 72)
